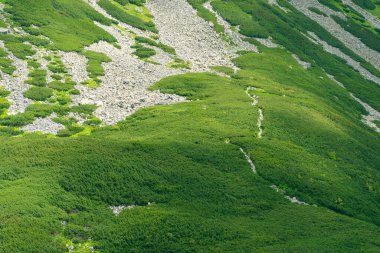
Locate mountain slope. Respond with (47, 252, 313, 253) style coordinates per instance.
(0, 0, 379, 252)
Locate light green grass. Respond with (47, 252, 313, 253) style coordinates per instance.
(7, 0, 116, 51)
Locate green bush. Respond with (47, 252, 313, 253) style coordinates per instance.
(71, 104, 97, 115)
(352, 0, 376, 10)
(27, 60, 41, 69)
(4, 41, 36, 59)
(0, 48, 7, 57)
(317, 0, 341, 11)
(82, 51, 111, 84)
(98, 0, 158, 32)
(25, 103, 54, 118)
(84, 118, 102, 126)
(308, 7, 328, 16)
(0, 112, 35, 126)
(0, 58, 16, 75)
(24, 87, 54, 101)
(51, 74, 62, 80)
(48, 80, 76, 91)
(0, 88, 10, 97)
(48, 61, 67, 74)
(135, 36, 176, 54)
(332, 15, 380, 53)
(0, 126, 23, 136)
(55, 94, 72, 105)
(132, 44, 156, 59)
(26, 69, 47, 87)
(57, 125, 84, 137)
(0, 98, 10, 110)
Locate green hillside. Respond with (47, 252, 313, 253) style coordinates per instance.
(0, 0, 379, 252)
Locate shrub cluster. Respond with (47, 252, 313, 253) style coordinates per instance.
(132, 44, 156, 59)
(0, 48, 16, 75)
(82, 51, 112, 85)
(98, 0, 158, 33)
(135, 36, 176, 55)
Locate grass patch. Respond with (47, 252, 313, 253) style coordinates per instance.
(0, 88, 10, 97)
(308, 6, 328, 16)
(0, 57, 16, 75)
(82, 51, 112, 85)
(135, 36, 176, 54)
(167, 57, 191, 69)
(48, 80, 76, 92)
(332, 15, 380, 53)
(374, 120, 380, 128)
(210, 65, 235, 75)
(0, 112, 35, 126)
(25, 103, 54, 118)
(6, 0, 116, 51)
(4, 41, 35, 59)
(23, 87, 53, 101)
(98, 0, 158, 33)
(26, 69, 47, 87)
(132, 44, 156, 59)
(71, 104, 97, 115)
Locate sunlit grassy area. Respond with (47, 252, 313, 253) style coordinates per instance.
(0, 47, 379, 251)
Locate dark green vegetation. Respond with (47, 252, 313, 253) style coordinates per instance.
(308, 6, 328, 16)
(114, 0, 146, 5)
(132, 43, 156, 59)
(352, 0, 376, 10)
(26, 69, 47, 87)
